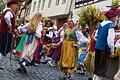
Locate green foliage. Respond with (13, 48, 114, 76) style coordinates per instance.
(0, 1, 6, 13)
(112, 0, 120, 7)
(77, 5, 105, 29)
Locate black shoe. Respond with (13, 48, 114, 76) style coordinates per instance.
(21, 65, 27, 73)
(17, 65, 27, 73)
(88, 77, 92, 80)
(17, 67, 23, 72)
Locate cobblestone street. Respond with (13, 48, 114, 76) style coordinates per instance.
(0, 54, 85, 80)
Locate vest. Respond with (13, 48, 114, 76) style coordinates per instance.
(95, 20, 115, 51)
(0, 8, 16, 33)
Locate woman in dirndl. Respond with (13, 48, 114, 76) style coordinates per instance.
(17, 13, 43, 73)
(59, 19, 83, 79)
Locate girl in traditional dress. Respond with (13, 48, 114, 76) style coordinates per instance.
(59, 19, 83, 79)
(77, 30, 88, 74)
(40, 19, 55, 63)
(48, 23, 68, 66)
(17, 13, 43, 73)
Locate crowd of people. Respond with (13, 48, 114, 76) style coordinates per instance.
(0, 0, 120, 80)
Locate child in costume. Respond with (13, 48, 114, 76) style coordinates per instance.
(17, 13, 43, 73)
(48, 23, 68, 66)
(40, 19, 55, 63)
(77, 30, 88, 74)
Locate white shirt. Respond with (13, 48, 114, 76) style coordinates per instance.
(18, 23, 29, 33)
(75, 29, 88, 45)
(35, 22, 43, 38)
(3, 8, 14, 27)
(17, 24, 23, 33)
(59, 29, 65, 42)
(107, 28, 115, 53)
(46, 27, 54, 39)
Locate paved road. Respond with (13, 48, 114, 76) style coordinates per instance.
(0, 54, 86, 80)
(0, 54, 118, 80)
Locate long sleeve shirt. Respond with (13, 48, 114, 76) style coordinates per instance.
(107, 28, 115, 53)
(35, 22, 43, 38)
(75, 29, 88, 45)
(3, 8, 14, 27)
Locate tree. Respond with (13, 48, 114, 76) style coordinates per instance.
(107, 0, 120, 8)
(0, 0, 6, 13)
(77, 5, 106, 35)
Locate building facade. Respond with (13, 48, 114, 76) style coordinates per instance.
(25, 0, 72, 28)
(25, 0, 120, 28)
(73, 0, 120, 27)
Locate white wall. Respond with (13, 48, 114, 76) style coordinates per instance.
(94, 0, 112, 11)
(25, 0, 72, 20)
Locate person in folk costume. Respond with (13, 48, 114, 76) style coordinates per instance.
(59, 19, 85, 79)
(0, 0, 19, 56)
(93, 8, 120, 80)
(77, 31, 89, 74)
(17, 13, 43, 73)
(48, 23, 68, 67)
(114, 26, 120, 80)
(40, 19, 55, 63)
(12, 22, 29, 59)
(69, 21, 88, 74)
(15, 20, 28, 47)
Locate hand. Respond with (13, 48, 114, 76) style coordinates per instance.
(110, 52, 115, 58)
(73, 44, 78, 47)
(8, 27, 13, 34)
(52, 44, 57, 47)
(8, 26, 12, 32)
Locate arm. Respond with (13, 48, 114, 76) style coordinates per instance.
(75, 29, 88, 45)
(35, 22, 43, 38)
(4, 11, 13, 27)
(20, 23, 29, 33)
(46, 31, 53, 39)
(107, 28, 115, 53)
(94, 29, 98, 41)
(55, 30, 64, 46)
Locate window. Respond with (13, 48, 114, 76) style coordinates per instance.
(75, 0, 105, 8)
(37, 0, 41, 11)
(62, 0, 66, 4)
(33, 2, 36, 12)
(41, 0, 45, 10)
(48, 0, 52, 8)
(56, 0, 60, 5)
